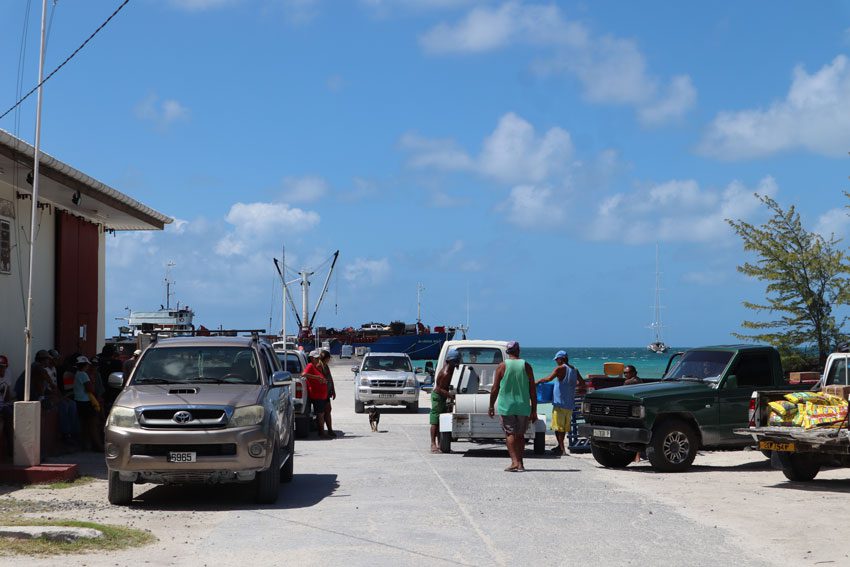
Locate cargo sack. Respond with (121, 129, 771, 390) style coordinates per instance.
(768, 400, 797, 416)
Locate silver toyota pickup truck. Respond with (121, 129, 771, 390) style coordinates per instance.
(104, 335, 295, 505)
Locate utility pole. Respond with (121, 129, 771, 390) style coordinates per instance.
(16, 0, 49, 467)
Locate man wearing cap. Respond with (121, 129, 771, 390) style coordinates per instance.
(14, 350, 52, 402)
(489, 341, 537, 471)
(537, 350, 583, 456)
(302, 351, 330, 438)
(73, 356, 103, 452)
(123, 349, 142, 377)
(430, 349, 461, 453)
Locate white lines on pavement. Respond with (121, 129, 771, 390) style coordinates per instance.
(399, 426, 506, 567)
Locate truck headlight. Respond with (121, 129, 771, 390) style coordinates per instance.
(581, 401, 591, 414)
(630, 405, 645, 419)
(404, 376, 416, 388)
(107, 406, 137, 428)
(360, 377, 370, 387)
(230, 405, 264, 427)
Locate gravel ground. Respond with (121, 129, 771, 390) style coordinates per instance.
(2, 360, 848, 566)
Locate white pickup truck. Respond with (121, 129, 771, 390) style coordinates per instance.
(736, 351, 850, 482)
(435, 340, 547, 454)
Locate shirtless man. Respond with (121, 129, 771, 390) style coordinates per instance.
(430, 349, 461, 453)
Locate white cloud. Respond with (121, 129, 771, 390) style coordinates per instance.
(344, 257, 390, 285)
(497, 185, 564, 229)
(815, 207, 850, 239)
(700, 55, 850, 159)
(402, 112, 572, 184)
(281, 175, 329, 203)
(421, 2, 695, 124)
(134, 93, 189, 130)
(215, 202, 320, 256)
(587, 176, 779, 244)
(682, 270, 727, 286)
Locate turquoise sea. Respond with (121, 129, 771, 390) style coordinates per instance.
(413, 346, 685, 379)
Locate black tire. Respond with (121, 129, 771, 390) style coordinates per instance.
(107, 471, 133, 506)
(761, 450, 773, 460)
(255, 443, 281, 504)
(294, 416, 310, 439)
(590, 443, 636, 468)
(781, 454, 821, 482)
(438, 432, 452, 453)
(647, 419, 698, 472)
(533, 431, 545, 455)
(354, 400, 365, 414)
(407, 401, 419, 413)
(281, 429, 294, 484)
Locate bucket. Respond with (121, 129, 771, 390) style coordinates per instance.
(537, 381, 554, 403)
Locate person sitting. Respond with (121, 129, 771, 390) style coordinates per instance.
(623, 365, 641, 385)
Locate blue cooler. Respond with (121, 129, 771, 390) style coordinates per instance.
(536, 381, 554, 403)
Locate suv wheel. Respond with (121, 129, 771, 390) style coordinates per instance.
(107, 471, 133, 506)
(781, 453, 821, 482)
(354, 400, 365, 414)
(533, 431, 545, 455)
(407, 400, 419, 413)
(295, 415, 310, 439)
(647, 419, 698, 472)
(590, 443, 636, 468)
(281, 429, 295, 483)
(255, 443, 281, 504)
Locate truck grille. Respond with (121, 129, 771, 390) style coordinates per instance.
(130, 444, 238, 457)
(371, 380, 404, 388)
(587, 400, 632, 418)
(138, 406, 230, 429)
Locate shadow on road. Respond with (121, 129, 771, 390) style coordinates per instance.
(601, 457, 774, 474)
(457, 447, 562, 460)
(766, 475, 850, 494)
(131, 472, 340, 511)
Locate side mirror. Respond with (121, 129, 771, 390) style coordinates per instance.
(272, 370, 293, 386)
(351, 366, 359, 373)
(724, 374, 738, 390)
(107, 372, 124, 389)
(415, 368, 424, 374)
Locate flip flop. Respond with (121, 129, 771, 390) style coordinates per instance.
(504, 465, 518, 472)
(430, 448, 442, 454)
(516, 467, 526, 472)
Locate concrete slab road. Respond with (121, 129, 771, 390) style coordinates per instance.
(17, 360, 847, 566)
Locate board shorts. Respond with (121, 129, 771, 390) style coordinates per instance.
(429, 392, 447, 425)
(551, 406, 573, 432)
(312, 399, 327, 414)
(499, 414, 529, 435)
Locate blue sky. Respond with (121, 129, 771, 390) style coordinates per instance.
(3, 1, 850, 347)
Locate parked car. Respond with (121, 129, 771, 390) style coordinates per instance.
(353, 352, 420, 413)
(105, 335, 295, 505)
(736, 351, 849, 482)
(578, 344, 808, 472)
(274, 348, 312, 439)
(434, 340, 547, 455)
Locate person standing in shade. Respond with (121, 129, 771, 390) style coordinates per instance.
(430, 349, 460, 453)
(488, 341, 537, 472)
(303, 351, 329, 438)
(536, 350, 583, 456)
(73, 356, 103, 452)
(319, 350, 337, 438)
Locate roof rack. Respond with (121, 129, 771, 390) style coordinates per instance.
(148, 329, 266, 344)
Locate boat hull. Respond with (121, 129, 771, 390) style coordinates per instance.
(303, 331, 455, 360)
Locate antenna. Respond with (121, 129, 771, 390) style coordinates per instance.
(164, 260, 176, 309)
(417, 282, 425, 324)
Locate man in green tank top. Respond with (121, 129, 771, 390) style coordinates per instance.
(488, 341, 537, 472)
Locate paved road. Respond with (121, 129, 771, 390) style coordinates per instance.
(17, 362, 778, 566)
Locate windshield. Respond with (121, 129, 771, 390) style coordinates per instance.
(455, 348, 503, 365)
(276, 352, 303, 373)
(664, 350, 733, 382)
(362, 356, 412, 372)
(133, 346, 260, 384)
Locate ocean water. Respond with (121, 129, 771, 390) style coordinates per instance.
(413, 346, 684, 379)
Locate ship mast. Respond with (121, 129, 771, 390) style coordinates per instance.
(164, 260, 176, 309)
(417, 283, 425, 325)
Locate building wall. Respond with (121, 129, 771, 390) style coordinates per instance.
(0, 180, 57, 380)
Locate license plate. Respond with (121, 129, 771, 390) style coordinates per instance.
(167, 451, 196, 463)
(593, 429, 611, 438)
(377, 394, 394, 398)
(759, 440, 795, 452)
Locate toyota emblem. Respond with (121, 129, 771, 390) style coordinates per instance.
(173, 410, 193, 423)
(603, 406, 611, 415)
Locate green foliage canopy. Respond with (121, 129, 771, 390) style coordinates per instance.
(727, 194, 850, 365)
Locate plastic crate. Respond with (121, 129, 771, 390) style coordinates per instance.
(536, 381, 554, 403)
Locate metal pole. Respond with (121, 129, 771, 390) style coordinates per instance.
(23, 0, 50, 403)
(282, 246, 287, 372)
(301, 270, 309, 336)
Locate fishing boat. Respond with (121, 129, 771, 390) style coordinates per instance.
(647, 245, 669, 354)
(273, 251, 459, 360)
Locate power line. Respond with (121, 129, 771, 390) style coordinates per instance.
(0, 0, 131, 122)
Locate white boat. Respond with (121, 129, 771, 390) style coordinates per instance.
(647, 245, 669, 354)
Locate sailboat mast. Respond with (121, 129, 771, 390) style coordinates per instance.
(653, 244, 663, 343)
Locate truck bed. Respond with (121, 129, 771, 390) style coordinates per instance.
(736, 425, 850, 454)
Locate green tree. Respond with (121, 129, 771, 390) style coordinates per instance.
(727, 194, 850, 366)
